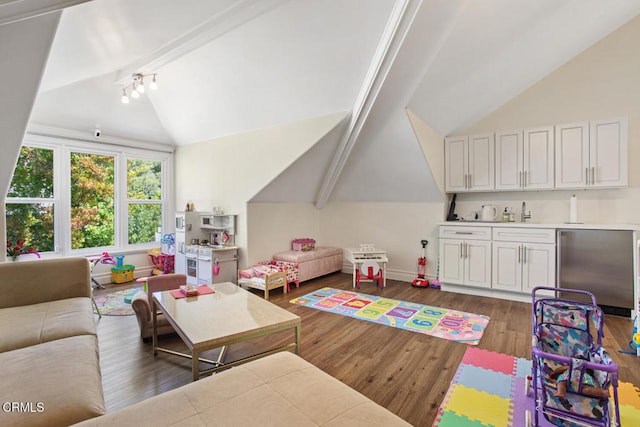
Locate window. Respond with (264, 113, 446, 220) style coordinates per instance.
(127, 158, 162, 245)
(70, 152, 115, 250)
(6, 146, 56, 254)
(6, 135, 172, 258)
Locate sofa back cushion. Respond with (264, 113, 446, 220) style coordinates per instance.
(0, 258, 91, 309)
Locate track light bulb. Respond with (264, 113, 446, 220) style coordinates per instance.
(120, 73, 158, 104)
(149, 74, 158, 90)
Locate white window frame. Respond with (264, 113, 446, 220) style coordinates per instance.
(122, 154, 168, 249)
(5, 141, 59, 257)
(10, 132, 174, 258)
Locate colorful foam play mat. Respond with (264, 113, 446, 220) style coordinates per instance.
(290, 287, 490, 345)
(93, 287, 143, 316)
(433, 347, 640, 426)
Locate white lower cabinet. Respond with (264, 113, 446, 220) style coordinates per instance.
(491, 227, 555, 294)
(439, 226, 492, 289)
(492, 241, 556, 294)
(439, 225, 556, 297)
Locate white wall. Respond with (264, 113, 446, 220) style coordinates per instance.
(245, 201, 445, 281)
(246, 203, 320, 264)
(452, 15, 640, 225)
(321, 202, 445, 280)
(174, 111, 348, 266)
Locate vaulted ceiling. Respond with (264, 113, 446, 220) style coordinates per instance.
(5, 0, 640, 203)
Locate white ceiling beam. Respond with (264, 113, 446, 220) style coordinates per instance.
(114, 0, 290, 84)
(314, 0, 423, 208)
(0, 0, 90, 26)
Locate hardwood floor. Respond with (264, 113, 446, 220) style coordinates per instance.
(94, 273, 640, 426)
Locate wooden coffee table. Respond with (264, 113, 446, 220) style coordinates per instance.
(152, 282, 301, 381)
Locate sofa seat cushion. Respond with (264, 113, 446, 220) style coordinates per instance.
(0, 297, 96, 353)
(72, 351, 409, 426)
(273, 246, 342, 263)
(0, 335, 105, 427)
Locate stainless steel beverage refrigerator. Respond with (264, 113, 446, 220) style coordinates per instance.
(557, 229, 635, 317)
(174, 211, 208, 275)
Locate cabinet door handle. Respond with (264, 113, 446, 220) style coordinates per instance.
(523, 245, 527, 264)
(464, 242, 468, 258)
(585, 167, 590, 185)
(524, 171, 527, 187)
(518, 246, 521, 263)
(519, 171, 522, 187)
(460, 242, 463, 258)
(591, 167, 595, 185)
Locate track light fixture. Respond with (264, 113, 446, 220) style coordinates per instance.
(120, 73, 158, 104)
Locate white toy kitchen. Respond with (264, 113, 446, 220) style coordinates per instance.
(176, 211, 239, 286)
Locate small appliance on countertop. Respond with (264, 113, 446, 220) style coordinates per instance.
(481, 204, 497, 222)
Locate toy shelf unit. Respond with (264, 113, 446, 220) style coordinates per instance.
(200, 214, 236, 246)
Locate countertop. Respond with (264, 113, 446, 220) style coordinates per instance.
(439, 221, 640, 231)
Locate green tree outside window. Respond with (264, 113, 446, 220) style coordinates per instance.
(70, 152, 115, 249)
(6, 147, 55, 253)
(128, 159, 162, 244)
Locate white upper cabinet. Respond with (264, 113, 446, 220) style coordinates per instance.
(495, 130, 522, 190)
(554, 122, 589, 189)
(444, 116, 626, 194)
(555, 118, 627, 189)
(495, 126, 553, 191)
(523, 126, 554, 190)
(444, 135, 468, 192)
(590, 118, 628, 188)
(445, 133, 494, 192)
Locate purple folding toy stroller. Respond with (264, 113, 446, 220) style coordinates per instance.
(526, 287, 621, 427)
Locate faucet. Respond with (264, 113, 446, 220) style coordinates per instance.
(521, 201, 531, 222)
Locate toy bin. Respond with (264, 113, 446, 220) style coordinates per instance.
(111, 265, 135, 283)
(292, 238, 316, 251)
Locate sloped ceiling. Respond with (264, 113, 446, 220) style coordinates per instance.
(13, 0, 640, 203)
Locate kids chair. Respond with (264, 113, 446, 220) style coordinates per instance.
(131, 273, 186, 340)
(356, 260, 384, 289)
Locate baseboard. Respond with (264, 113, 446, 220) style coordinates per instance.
(341, 264, 433, 284)
(440, 283, 531, 303)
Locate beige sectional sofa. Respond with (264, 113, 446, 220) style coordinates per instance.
(1, 257, 409, 426)
(73, 351, 411, 426)
(0, 257, 105, 427)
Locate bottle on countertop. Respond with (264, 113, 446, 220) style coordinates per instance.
(502, 208, 510, 222)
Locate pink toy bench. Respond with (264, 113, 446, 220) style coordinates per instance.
(272, 246, 343, 287)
